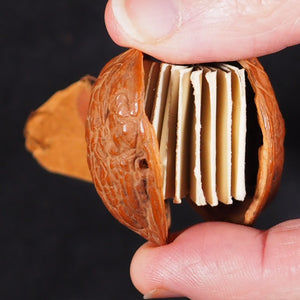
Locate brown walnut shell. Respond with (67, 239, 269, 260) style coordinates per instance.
(86, 49, 285, 245)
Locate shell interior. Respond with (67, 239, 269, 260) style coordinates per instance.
(143, 60, 261, 207)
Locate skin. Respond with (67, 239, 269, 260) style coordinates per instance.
(105, 0, 300, 64)
(104, 0, 300, 298)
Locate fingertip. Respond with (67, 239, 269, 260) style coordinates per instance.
(130, 220, 300, 299)
(129, 223, 262, 299)
(130, 242, 171, 297)
(104, 0, 129, 48)
(106, 0, 300, 64)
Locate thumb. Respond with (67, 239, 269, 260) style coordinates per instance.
(130, 220, 300, 299)
(105, 0, 300, 64)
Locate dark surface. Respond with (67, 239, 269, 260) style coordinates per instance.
(1, 1, 300, 299)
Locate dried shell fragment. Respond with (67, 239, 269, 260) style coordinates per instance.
(25, 76, 95, 182)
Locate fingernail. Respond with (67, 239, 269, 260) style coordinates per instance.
(143, 288, 179, 299)
(111, 0, 180, 43)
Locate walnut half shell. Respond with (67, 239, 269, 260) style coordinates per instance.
(86, 49, 285, 245)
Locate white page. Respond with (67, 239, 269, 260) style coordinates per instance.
(151, 63, 171, 141)
(144, 61, 160, 119)
(215, 67, 233, 204)
(160, 65, 187, 199)
(223, 64, 247, 201)
(175, 67, 193, 203)
(200, 68, 218, 206)
(190, 69, 207, 206)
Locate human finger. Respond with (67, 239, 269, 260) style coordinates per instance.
(130, 220, 300, 299)
(105, 0, 300, 64)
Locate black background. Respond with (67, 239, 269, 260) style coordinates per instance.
(1, 1, 300, 299)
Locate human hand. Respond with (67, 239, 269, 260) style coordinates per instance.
(105, 0, 300, 64)
(130, 220, 300, 299)
(105, 1, 300, 299)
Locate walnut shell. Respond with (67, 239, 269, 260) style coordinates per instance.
(86, 49, 285, 245)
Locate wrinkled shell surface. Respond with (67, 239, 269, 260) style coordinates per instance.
(86, 50, 168, 245)
(86, 49, 285, 245)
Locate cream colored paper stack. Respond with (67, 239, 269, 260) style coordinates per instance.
(144, 62, 247, 207)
